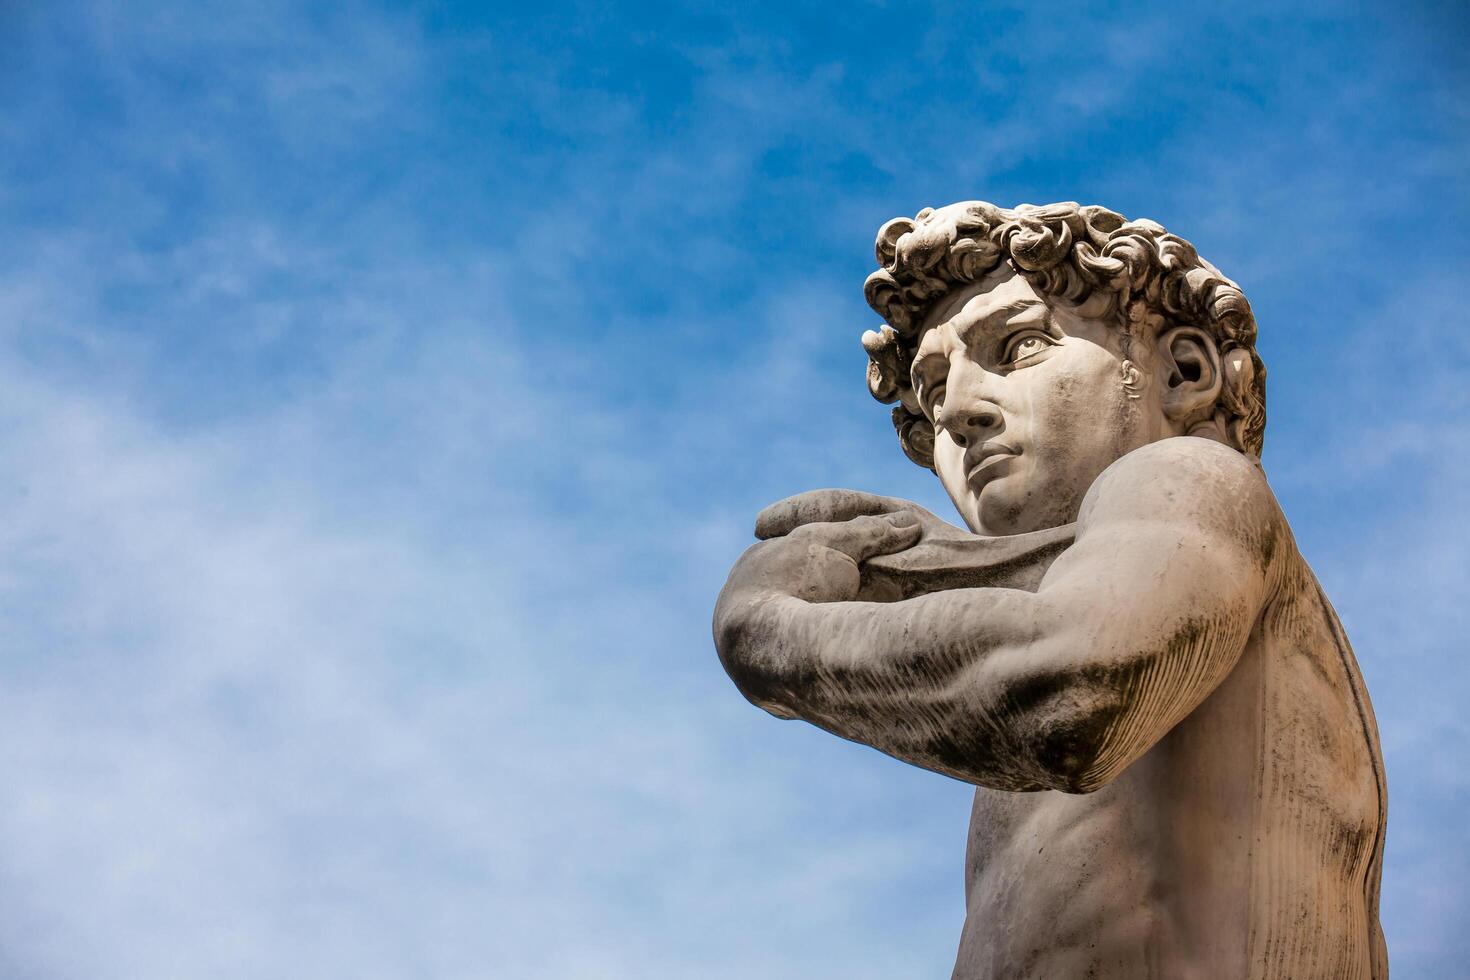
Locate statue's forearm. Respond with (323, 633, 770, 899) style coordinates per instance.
(719, 587, 1081, 790)
(716, 456, 1275, 793)
(721, 572, 1255, 793)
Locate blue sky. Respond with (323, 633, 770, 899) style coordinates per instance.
(0, 1, 1466, 976)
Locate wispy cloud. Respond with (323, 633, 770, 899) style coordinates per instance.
(0, 228, 969, 978)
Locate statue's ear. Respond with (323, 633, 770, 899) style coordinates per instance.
(1155, 326, 1224, 431)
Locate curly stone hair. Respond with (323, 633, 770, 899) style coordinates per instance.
(861, 201, 1265, 470)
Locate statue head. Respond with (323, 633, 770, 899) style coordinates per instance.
(862, 201, 1265, 535)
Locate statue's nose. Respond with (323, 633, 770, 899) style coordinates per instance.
(936, 358, 1003, 448)
(941, 404, 1002, 449)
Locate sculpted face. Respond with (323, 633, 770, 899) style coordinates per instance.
(912, 265, 1165, 535)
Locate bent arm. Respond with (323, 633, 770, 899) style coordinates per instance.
(714, 439, 1285, 792)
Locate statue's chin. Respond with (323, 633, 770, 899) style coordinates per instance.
(945, 461, 1075, 536)
(970, 482, 1072, 538)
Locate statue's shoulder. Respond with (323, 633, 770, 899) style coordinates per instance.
(1080, 437, 1286, 550)
(1101, 435, 1267, 488)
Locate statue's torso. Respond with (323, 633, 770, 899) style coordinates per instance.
(951, 553, 1387, 980)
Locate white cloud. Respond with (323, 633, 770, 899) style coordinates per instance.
(0, 209, 971, 977)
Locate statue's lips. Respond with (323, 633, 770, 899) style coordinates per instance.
(967, 445, 1019, 484)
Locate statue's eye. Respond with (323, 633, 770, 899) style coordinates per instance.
(1003, 332, 1053, 366)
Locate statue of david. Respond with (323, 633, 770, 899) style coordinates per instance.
(713, 201, 1387, 979)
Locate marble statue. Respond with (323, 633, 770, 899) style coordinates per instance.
(712, 202, 1387, 978)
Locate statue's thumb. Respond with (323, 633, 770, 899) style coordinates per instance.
(830, 512, 921, 563)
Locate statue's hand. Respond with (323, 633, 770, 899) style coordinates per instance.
(753, 489, 1076, 601)
(754, 488, 967, 544)
(719, 512, 923, 607)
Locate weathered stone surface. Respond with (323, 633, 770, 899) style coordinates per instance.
(713, 202, 1387, 979)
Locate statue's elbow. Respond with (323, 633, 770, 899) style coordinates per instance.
(712, 592, 794, 713)
(1049, 759, 1120, 795)
(712, 605, 753, 688)
(1026, 699, 1130, 794)
(712, 592, 759, 677)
